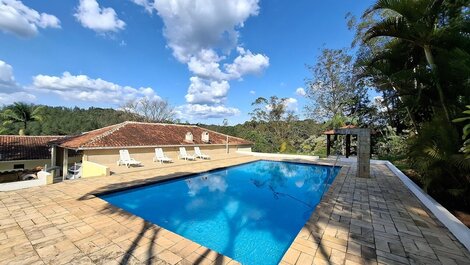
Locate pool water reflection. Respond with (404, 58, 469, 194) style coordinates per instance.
(100, 160, 340, 265)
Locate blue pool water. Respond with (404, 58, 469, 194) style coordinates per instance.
(100, 160, 340, 265)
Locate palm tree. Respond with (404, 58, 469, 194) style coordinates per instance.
(0, 102, 44, 135)
(364, 0, 452, 121)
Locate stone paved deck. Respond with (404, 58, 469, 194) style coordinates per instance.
(0, 155, 469, 265)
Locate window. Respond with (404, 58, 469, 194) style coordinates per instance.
(202, 131, 210, 143)
(13, 164, 24, 169)
(185, 132, 193, 142)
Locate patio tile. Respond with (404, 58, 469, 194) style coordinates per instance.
(0, 155, 469, 264)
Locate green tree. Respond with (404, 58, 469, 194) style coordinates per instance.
(305, 48, 369, 123)
(0, 102, 44, 135)
(364, 0, 463, 122)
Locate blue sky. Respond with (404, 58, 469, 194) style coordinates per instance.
(0, 0, 374, 124)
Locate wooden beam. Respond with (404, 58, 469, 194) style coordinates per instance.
(326, 134, 331, 157)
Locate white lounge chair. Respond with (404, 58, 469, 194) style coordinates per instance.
(117, 150, 142, 168)
(153, 148, 173, 164)
(178, 147, 196, 161)
(194, 147, 210, 160)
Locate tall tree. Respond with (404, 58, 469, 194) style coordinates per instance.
(0, 102, 44, 135)
(364, 0, 459, 121)
(121, 98, 176, 123)
(305, 48, 367, 123)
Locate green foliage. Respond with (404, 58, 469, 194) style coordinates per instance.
(375, 126, 408, 159)
(409, 115, 470, 208)
(453, 105, 470, 158)
(0, 103, 44, 135)
(0, 104, 131, 135)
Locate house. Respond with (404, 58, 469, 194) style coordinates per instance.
(0, 135, 64, 171)
(50, 121, 253, 178)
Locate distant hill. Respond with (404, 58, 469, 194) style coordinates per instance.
(0, 105, 130, 135)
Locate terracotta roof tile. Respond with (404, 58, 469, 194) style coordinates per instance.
(0, 136, 63, 161)
(55, 122, 252, 149)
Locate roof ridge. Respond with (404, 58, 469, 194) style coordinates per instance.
(0, 135, 64, 138)
(124, 121, 198, 127)
(200, 127, 252, 142)
(81, 122, 128, 147)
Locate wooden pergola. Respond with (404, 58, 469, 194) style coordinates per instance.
(323, 125, 371, 178)
(324, 125, 357, 158)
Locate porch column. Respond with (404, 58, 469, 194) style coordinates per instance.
(62, 148, 68, 180)
(326, 135, 331, 157)
(345, 134, 351, 158)
(49, 145, 57, 184)
(50, 145, 56, 169)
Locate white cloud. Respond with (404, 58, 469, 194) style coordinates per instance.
(265, 97, 298, 112)
(0, 59, 17, 92)
(249, 90, 255, 95)
(0, 91, 35, 105)
(130, 0, 154, 13)
(0, 59, 36, 105)
(176, 104, 240, 119)
(0, 0, 60, 37)
(187, 49, 226, 80)
(75, 0, 125, 33)
(32, 72, 159, 104)
(224, 47, 269, 80)
(295, 87, 306, 97)
(285, 97, 298, 111)
(136, 0, 266, 120)
(154, 0, 260, 62)
(185, 76, 229, 104)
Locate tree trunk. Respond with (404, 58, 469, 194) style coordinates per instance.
(423, 45, 451, 122)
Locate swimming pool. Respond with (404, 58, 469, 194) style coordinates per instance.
(100, 160, 340, 264)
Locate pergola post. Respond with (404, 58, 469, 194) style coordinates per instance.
(345, 134, 351, 158)
(326, 134, 331, 157)
(62, 148, 68, 181)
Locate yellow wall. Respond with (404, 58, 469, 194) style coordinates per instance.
(82, 160, 110, 178)
(83, 145, 237, 165)
(0, 159, 51, 171)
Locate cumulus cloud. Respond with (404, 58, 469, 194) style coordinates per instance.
(265, 97, 298, 112)
(130, 0, 154, 13)
(295, 87, 306, 97)
(249, 90, 255, 95)
(0, 59, 36, 105)
(185, 76, 229, 105)
(154, 0, 260, 62)
(0, 0, 60, 37)
(224, 47, 269, 80)
(176, 104, 240, 120)
(0, 59, 17, 92)
(75, 0, 125, 33)
(132, 0, 266, 120)
(32, 72, 159, 104)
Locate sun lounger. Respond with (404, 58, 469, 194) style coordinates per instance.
(117, 150, 142, 167)
(178, 147, 196, 160)
(153, 148, 173, 164)
(194, 146, 210, 159)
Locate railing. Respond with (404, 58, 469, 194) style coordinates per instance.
(320, 153, 340, 200)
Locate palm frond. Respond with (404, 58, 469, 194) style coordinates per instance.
(365, 16, 416, 43)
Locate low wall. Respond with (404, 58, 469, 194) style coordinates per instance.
(82, 161, 110, 178)
(236, 151, 320, 160)
(0, 171, 49, 191)
(84, 145, 235, 165)
(0, 159, 50, 171)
